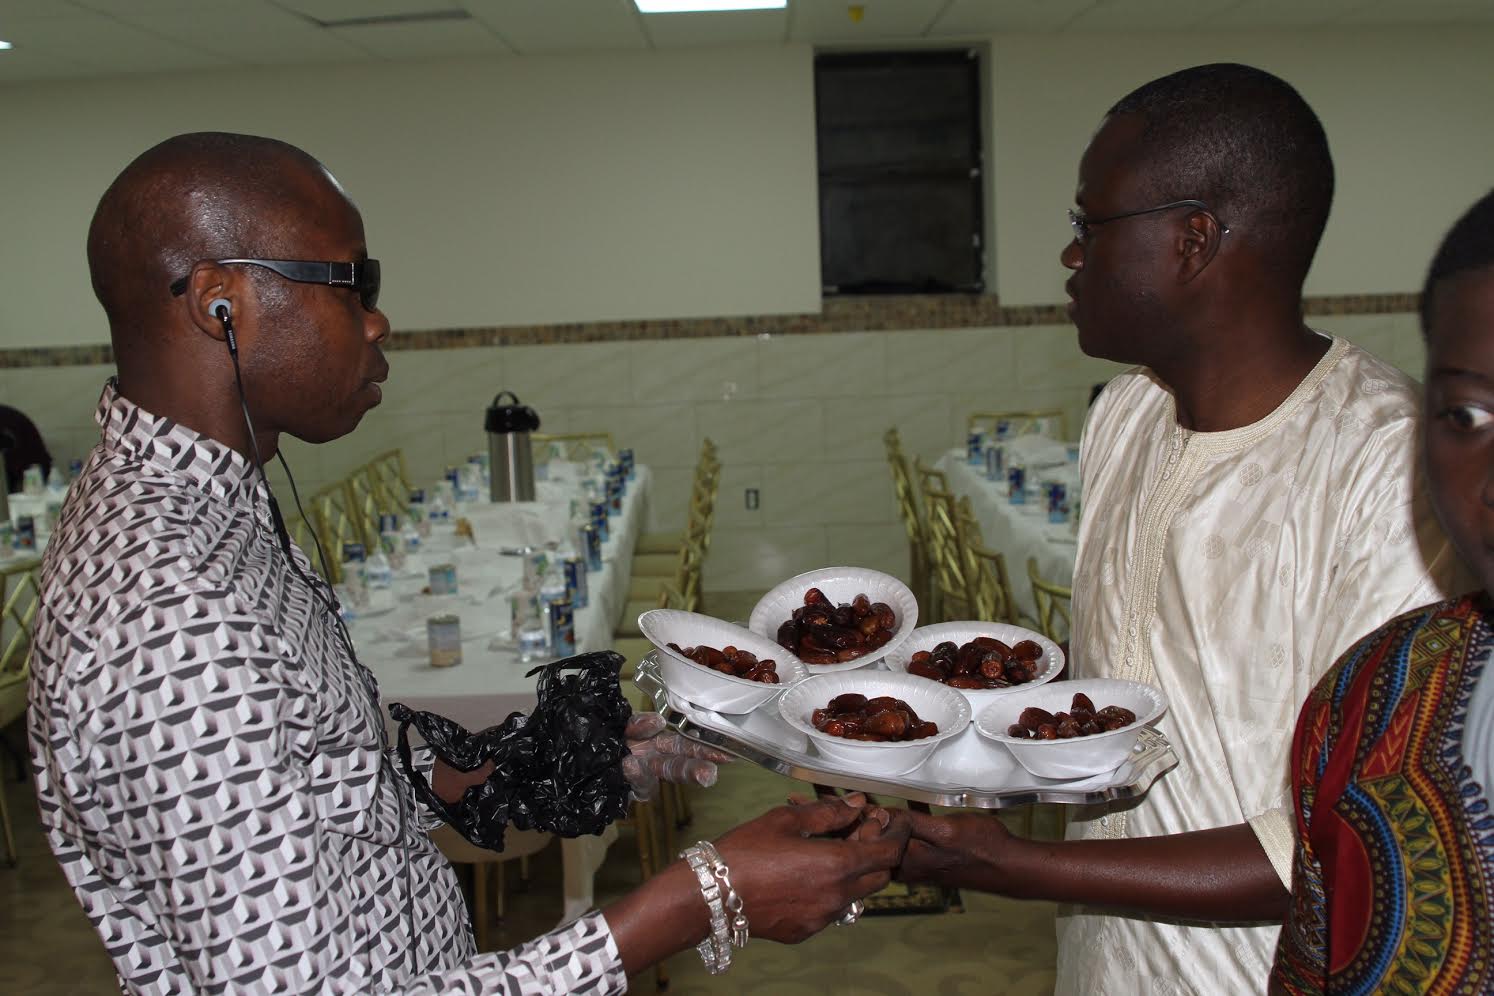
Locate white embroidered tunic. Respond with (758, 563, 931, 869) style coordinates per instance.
(1055, 336, 1462, 995)
(29, 382, 627, 995)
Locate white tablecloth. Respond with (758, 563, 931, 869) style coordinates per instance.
(936, 448, 1077, 623)
(352, 465, 650, 924)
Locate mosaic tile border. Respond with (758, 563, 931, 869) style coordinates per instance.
(0, 292, 1420, 369)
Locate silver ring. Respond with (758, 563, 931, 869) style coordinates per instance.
(835, 899, 865, 926)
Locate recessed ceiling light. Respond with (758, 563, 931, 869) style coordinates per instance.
(635, 0, 787, 12)
(0, 40, 13, 50)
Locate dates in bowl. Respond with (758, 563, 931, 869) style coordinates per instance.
(638, 609, 809, 715)
(973, 678, 1168, 780)
(884, 622, 1063, 706)
(747, 567, 918, 673)
(778, 671, 970, 777)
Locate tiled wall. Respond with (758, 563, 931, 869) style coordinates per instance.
(0, 311, 1426, 593)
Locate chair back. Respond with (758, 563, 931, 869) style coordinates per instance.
(1027, 556, 1073, 647)
(532, 432, 616, 463)
(307, 481, 371, 583)
(953, 496, 1024, 626)
(968, 408, 1069, 440)
(922, 487, 970, 621)
(0, 559, 41, 691)
(884, 428, 930, 608)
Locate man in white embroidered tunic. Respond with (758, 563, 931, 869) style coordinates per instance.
(896, 64, 1461, 994)
(29, 133, 909, 995)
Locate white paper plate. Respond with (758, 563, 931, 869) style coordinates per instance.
(778, 671, 970, 777)
(974, 678, 1168, 780)
(638, 609, 807, 715)
(747, 567, 917, 673)
(882, 621, 1064, 708)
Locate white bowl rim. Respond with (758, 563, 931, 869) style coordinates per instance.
(746, 566, 918, 672)
(974, 678, 1167, 745)
(778, 673, 972, 750)
(638, 608, 808, 689)
(884, 621, 1064, 694)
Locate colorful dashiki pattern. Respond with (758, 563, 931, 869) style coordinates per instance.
(1272, 594, 1494, 994)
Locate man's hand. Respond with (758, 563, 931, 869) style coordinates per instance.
(622, 712, 733, 801)
(898, 811, 1008, 890)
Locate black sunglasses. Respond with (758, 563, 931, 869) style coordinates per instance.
(169, 258, 381, 312)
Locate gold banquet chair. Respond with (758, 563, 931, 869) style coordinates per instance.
(306, 481, 374, 583)
(630, 479, 717, 586)
(1028, 557, 1073, 651)
(954, 497, 1029, 627)
(967, 408, 1070, 440)
(922, 486, 971, 623)
(532, 432, 616, 464)
(363, 449, 412, 517)
(0, 558, 42, 865)
(635, 440, 720, 557)
(884, 428, 931, 610)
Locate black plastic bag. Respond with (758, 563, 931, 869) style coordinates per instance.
(389, 650, 633, 851)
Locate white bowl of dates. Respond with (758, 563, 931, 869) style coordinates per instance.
(748, 566, 917, 673)
(974, 679, 1168, 780)
(778, 671, 971, 776)
(638, 609, 809, 715)
(883, 622, 1064, 707)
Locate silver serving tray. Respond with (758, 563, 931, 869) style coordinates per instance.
(635, 653, 1177, 809)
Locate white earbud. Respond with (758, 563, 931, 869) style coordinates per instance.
(208, 298, 232, 321)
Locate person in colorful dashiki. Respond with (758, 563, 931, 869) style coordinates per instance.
(1270, 189, 1494, 994)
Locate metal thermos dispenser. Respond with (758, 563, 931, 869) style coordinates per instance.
(485, 391, 540, 502)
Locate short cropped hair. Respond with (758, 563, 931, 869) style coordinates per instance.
(1420, 188, 1494, 332)
(1108, 63, 1334, 286)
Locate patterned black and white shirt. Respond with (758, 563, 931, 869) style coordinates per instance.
(28, 382, 627, 995)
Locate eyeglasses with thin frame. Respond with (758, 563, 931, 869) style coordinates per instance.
(169, 258, 382, 312)
(1067, 199, 1229, 245)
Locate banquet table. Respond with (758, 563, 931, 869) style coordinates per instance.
(351, 463, 651, 925)
(936, 441, 1078, 624)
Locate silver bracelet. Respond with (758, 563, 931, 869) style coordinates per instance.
(696, 840, 749, 949)
(680, 843, 732, 974)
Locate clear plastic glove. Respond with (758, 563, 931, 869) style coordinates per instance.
(622, 712, 734, 801)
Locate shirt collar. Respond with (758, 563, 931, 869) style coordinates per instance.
(95, 378, 263, 509)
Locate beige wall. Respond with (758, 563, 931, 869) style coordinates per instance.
(0, 313, 1424, 592)
(1, 26, 1481, 592)
(0, 44, 820, 348)
(990, 28, 1494, 305)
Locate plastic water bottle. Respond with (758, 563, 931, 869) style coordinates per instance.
(365, 547, 393, 590)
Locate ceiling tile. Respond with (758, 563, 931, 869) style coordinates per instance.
(0, 44, 92, 81)
(463, 0, 647, 53)
(1199, 0, 1369, 29)
(0, 13, 219, 72)
(275, 0, 462, 22)
(931, 0, 1095, 34)
(329, 18, 512, 58)
(637, 7, 787, 47)
(789, 0, 945, 43)
(1340, 0, 1494, 25)
(118, 8, 374, 66)
(1063, 0, 1240, 31)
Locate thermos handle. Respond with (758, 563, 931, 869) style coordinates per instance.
(491, 390, 521, 407)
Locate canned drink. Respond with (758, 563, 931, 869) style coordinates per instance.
(606, 475, 622, 513)
(996, 419, 1013, 440)
(590, 500, 610, 543)
(620, 449, 636, 480)
(564, 556, 589, 609)
(428, 562, 458, 595)
(427, 615, 462, 668)
(444, 466, 461, 488)
(378, 513, 399, 534)
(409, 487, 426, 504)
(967, 432, 983, 465)
(580, 524, 602, 571)
(1048, 483, 1068, 523)
(547, 598, 576, 656)
(1007, 466, 1026, 504)
(341, 542, 366, 563)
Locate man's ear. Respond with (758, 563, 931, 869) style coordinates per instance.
(1177, 210, 1225, 284)
(182, 263, 237, 342)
